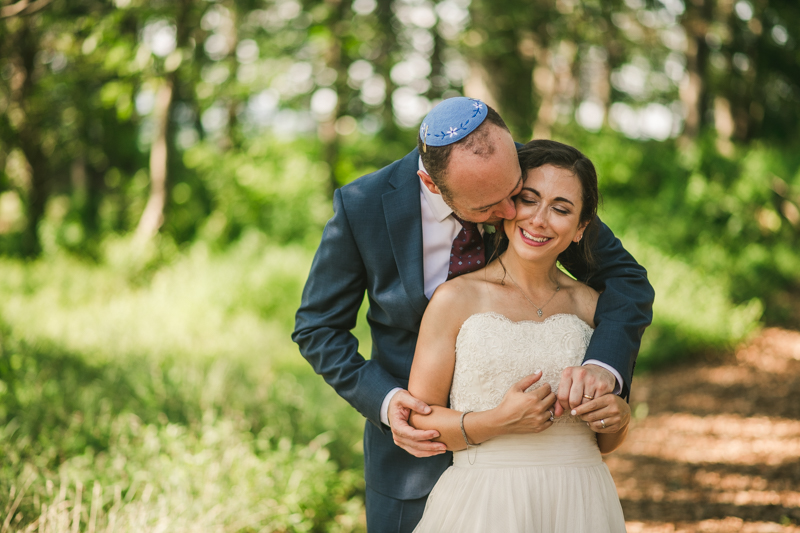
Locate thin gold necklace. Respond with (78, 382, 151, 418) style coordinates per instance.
(501, 259, 560, 318)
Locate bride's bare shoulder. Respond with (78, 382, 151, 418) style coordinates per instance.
(428, 270, 497, 317)
(559, 274, 599, 328)
(430, 275, 482, 306)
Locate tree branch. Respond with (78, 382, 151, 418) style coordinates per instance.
(0, 0, 53, 19)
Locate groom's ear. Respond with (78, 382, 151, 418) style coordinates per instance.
(418, 170, 442, 196)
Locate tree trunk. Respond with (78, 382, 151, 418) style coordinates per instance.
(681, 0, 714, 139)
(319, 0, 350, 196)
(134, 79, 173, 245)
(134, 0, 194, 245)
(375, 0, 400, 143)
(531, 59, 555, 139)
(19, 143, 46, 256)
(12, 17, 48, 256)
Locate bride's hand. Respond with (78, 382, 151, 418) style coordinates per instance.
(571, 393, 631, 434)
(495, 371, 556, 435)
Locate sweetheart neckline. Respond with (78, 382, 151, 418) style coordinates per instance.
(461, 311, 594, 331)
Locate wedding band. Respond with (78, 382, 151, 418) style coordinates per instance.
(583, 394, 594, 400)
(600, 419, 606, 429)
(548, 409, 554, 422)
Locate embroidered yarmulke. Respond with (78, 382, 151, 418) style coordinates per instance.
(419, 97, 487, 148)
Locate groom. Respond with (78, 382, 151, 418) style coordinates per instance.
(293, 97, 654, 532)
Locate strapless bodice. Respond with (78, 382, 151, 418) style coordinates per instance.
(414, 313, 627, 533)
(450, 312, 594, 421)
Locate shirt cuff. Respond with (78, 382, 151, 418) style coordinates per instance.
(582, 360, 623, 395)
(380, 387, 404, 427)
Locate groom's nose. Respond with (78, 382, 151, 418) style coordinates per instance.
(494, 196, 517, 220)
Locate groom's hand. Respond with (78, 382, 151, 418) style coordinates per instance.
(554, 364, 616, 417)
(389, 390, 447, 457)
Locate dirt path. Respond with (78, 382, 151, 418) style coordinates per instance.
(607, 328, 800, 532)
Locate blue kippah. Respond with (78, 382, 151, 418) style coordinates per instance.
(419, 97, 487, 148)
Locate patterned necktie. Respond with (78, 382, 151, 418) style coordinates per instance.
(447, 214, 486, 280)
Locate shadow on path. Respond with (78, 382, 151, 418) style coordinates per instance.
(610, 328, 800, 532)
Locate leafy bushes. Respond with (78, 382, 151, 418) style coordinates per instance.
(569, 130, 800, 325)
(546, 128, 800, 364)
(620, 238, 763, 368)
(180, 138, 333, 248)
(0, 242, 366, 531)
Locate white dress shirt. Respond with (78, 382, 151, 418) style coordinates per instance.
(419, 170, 465, 299)
(379, 159, 621, 426)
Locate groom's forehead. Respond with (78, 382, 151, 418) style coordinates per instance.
(447, 140, 522, 201)
(446, 127, 519, 174)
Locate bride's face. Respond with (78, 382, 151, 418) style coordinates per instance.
(504, 164, 587, 261)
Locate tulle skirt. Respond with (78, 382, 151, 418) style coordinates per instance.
(413, 423, 626, 532)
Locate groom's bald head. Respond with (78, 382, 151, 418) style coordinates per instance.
(418, 104, 510, 198)
(417, 103, 521, 224)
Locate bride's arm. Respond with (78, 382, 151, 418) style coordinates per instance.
(408, 283, 556, 451)
(410, 375, 556, 451)
(407, 282, 478, 451)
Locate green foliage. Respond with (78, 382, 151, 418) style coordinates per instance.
(0, 243, 367, 531)
(618, 238, 763, 368)
(181, 138, 332, 247)
(559, 128, 800, 326)
(1, 409, 363, 532)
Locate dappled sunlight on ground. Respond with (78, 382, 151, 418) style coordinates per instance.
(621, 413, 800, 465)
(627, 518, 800, 532)
(610, 328, 800, 532)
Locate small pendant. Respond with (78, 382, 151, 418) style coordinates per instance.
(537, 309, 543, 317)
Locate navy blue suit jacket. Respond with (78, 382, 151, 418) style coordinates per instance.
(293, 147, 654, 500)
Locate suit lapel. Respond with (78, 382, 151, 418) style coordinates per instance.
(383, 150, 429, 318)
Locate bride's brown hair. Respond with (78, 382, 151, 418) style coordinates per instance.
(490, 139, 601, 277)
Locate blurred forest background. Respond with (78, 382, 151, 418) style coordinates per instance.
(1, 0, 799, 530)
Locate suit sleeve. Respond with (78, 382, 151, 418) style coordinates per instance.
(292, 188, 401, 427)
(566, 217, 655, 398)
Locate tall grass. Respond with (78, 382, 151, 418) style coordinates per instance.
(619, 237, 763, 368)
(1, 418, 362, 533)
(0, 235, 368, 532)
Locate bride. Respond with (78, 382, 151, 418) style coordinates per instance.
(408, 139, 630, 532)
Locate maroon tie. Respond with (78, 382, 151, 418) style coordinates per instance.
(447, 214, 486, 280)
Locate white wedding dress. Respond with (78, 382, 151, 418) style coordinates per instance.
(413, 312, 626, 533)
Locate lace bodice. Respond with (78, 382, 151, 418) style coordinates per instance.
(450, 312, 593, 423)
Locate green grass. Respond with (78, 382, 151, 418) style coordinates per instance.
(0, 236, 369, 532)
(618, 235, 763, 369)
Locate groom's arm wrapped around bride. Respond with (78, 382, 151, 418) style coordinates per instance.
(557, 216, 654, 400)
(292, 147, 654, 501)
(292, 158, 653, 413)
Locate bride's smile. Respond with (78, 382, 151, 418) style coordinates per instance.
(506, 163, 587, 260)
(519, 227, 552, 245)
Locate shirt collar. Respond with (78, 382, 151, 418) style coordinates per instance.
(418, 157, 453, 223)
